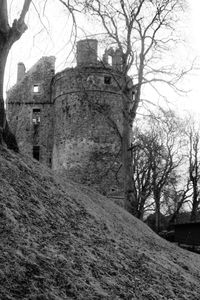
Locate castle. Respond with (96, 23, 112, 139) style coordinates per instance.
(7, 39, 133, 193)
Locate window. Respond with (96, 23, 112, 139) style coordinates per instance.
(33, 146, 40, 161)
(104, 76, 112, 85)
(108, 55, 112, 66)
(32, 108, 41, 125)
(33, 85, 39, 93)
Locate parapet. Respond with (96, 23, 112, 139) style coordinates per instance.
(102, 47, 122, 71)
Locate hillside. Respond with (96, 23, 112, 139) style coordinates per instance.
(1, 147, 200, 300)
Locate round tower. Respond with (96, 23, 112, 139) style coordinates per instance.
(52, 39, 127, 193)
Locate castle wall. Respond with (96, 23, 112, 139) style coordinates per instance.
(6, 39, 131, 194)
(7, 57, 55, 166)
(52, 65, 123, 193)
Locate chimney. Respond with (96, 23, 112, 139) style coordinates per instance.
(76, 39, 98, 66)
(17, 62, 26, 83)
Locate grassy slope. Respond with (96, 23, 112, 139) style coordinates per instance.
(0, 147, 200, 300)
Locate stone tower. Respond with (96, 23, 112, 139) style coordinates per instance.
(7, 39, 130, 194)
(52, 39, 124, 192)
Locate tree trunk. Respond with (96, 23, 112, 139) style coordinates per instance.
(122, 92, 137, 216)
(137, 194, 146, 220)
(190, 196, 198, 222)
(155, 199, 160, 232)
(0, 0, 32, 151)
(169, 197, 186, 225)
(0, 36, 18, 151)
(169, 205, 181, 225)
(153, 190, 161, 232)
(0, 39, 8, 129)
(190, 179, 198, 222)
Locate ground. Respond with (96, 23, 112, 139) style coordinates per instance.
(0, 147, 200, 299)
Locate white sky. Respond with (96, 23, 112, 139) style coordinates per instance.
(4, 0, 200, 118)
(177, 0, 200, 116)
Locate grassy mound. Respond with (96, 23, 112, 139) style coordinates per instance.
(0, 147, 200, 299)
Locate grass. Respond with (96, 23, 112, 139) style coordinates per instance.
(0, 147, 200, 299)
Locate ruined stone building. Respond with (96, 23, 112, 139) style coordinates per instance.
(7, 39, 132, 193)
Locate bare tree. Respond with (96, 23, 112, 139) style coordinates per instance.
(159, 117, 200, 225)
(131, 131, 153, 220)
(0, 0, 77, 151)
(166, 178, 192, 225)
(133, 109, 185, 229)
(72, 0, 188, 215)
(188, 128, 200, 221)
(151, 111, 185, 231)
(0, 0, 32, 150)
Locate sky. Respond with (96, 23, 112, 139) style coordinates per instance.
(178, 0, 200, 116)
(4, 0, 200, 118)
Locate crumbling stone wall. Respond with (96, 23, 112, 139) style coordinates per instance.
(7, 57, 55, 166)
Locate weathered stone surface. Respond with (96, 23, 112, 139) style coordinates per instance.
(77, 39, 98, 66)
(7, 57, 55, 167)
(52, 64, 123, 192)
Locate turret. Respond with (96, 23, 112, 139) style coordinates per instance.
(76, 39, 98, 66)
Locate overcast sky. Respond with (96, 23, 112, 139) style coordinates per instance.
(5, 0, 200, 117)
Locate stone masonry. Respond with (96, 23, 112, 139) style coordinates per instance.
(7, 57, 55, 167)
(7, 39, 132, 194)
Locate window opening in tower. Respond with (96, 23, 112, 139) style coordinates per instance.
(33, 85, 39, 93)
(32, 108, 41, 125)
(33, 146, 40, 161)
(104, 76, 112, 84)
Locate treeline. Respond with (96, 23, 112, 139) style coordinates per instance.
(130, 108, 200, 232)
